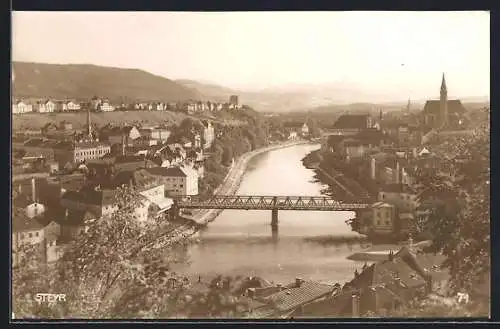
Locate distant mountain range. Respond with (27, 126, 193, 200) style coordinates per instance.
(176, 79, 489, 113)
(12, 62, 489, 113)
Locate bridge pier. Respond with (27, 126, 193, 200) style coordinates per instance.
(271, 208, 279, 228)
(272, 224, 279, 244)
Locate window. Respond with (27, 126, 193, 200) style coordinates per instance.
(29, 233, 33, 238)
(20, 233, 24, 239)
(180, 184, 184, 188)
(377, 220, 380, 226)
(35, 232, 39, 237)
(381, 193, 385, 199)
(385, 221, 390, 226)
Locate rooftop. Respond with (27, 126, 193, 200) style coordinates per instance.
(422, 99, 466, 115)
(12, 207, 47, 232)
(264, 280, 336, 313)
(333, 114, 371, 129)
(146, 166, 187, 178)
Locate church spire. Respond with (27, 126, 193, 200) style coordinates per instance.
(440, 73, 448, 128)
(407, 97, 411, 112)
(440, 72, 447, 94)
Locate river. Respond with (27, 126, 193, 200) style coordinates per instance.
(180, 144, 366, 285)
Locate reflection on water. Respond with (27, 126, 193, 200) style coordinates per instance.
(179, 144, 365, 284)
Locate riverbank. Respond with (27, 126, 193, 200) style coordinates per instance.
(194, 139, 314, 225)
(173, 139, 314, 239)
(346, 240, 432, 261)
(302, 150, 371, 204)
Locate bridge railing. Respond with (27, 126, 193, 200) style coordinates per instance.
(173, 195, 370, 210)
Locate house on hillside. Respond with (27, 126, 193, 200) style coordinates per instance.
(61, 101, 81, 112)
(98, 101, 115, 112)
(34, 100, 57, 113)
(201, 120, 215, 149)
(12, 101, 34, 114)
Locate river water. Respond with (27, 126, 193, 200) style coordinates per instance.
(182, 144, 366, 285)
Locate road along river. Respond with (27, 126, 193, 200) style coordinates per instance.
(175, 143, 368, 285)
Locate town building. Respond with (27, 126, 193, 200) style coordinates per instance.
(421, 74, 467, 131)
(378, 184, 419, 213)
(370, 202, 397, 235)
(98, 101, 115, 112)
(340, 247, 435, 316)
(60, 186, 118, 218)
(146, 166, 199, 196)
(139, 126, 171, 143)
(12, 101, 33, 114)
(104, 126, 142, 147)
(201, 120, 215, 150)
(53, 141, 111, 168)
(229, 95, 239, 107)
(34, 100, 57, 113)
(61, 101, 81, 112)
(329, 114, 374, 136)
(12, 209, 47, 267)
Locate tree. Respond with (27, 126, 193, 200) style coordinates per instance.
(415, 118, 490, 294)
(12, 185, 195, 319)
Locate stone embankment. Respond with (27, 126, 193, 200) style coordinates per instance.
(171, 140, 313, 241)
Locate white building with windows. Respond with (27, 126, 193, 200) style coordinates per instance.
(146, 166, 199, 196)
(13, 101, 33, 114)
(378, 184, 419, 213)
(371, 202, 396, 234)
(99, 102, 115, 112)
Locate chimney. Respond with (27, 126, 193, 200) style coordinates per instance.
(31, 177, 36, 203)
(371, 157, 376, 180)
(295, 277, 304, 288)
(395, 162, 400, 184)
(122, 135, 126, 156)
(351, 293, 360, 317)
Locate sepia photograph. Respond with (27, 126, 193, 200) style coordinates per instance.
(10, 11, 490, 320)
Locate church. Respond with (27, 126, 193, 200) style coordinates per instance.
(420, 74, 467, 131)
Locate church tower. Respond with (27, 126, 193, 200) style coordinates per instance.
(440, 73, 448, 126)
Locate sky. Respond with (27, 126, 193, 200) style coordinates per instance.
(12, 11, 490, 100)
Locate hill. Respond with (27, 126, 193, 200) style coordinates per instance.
(12, 62, 203, 103)
(12, 110, 244, 131)
(175, 79, 238, 102)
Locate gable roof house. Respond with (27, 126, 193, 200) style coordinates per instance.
(328, 114, 374, 136)
(250, 279, 337, 318)
(337, 246, 448, 316)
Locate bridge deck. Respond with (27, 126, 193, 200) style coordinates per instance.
(174, 195, 370, 211)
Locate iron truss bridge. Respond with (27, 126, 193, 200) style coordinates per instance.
(174, 195, 370, 211)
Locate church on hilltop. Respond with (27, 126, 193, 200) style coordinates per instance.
(420, 73, 467, 131)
